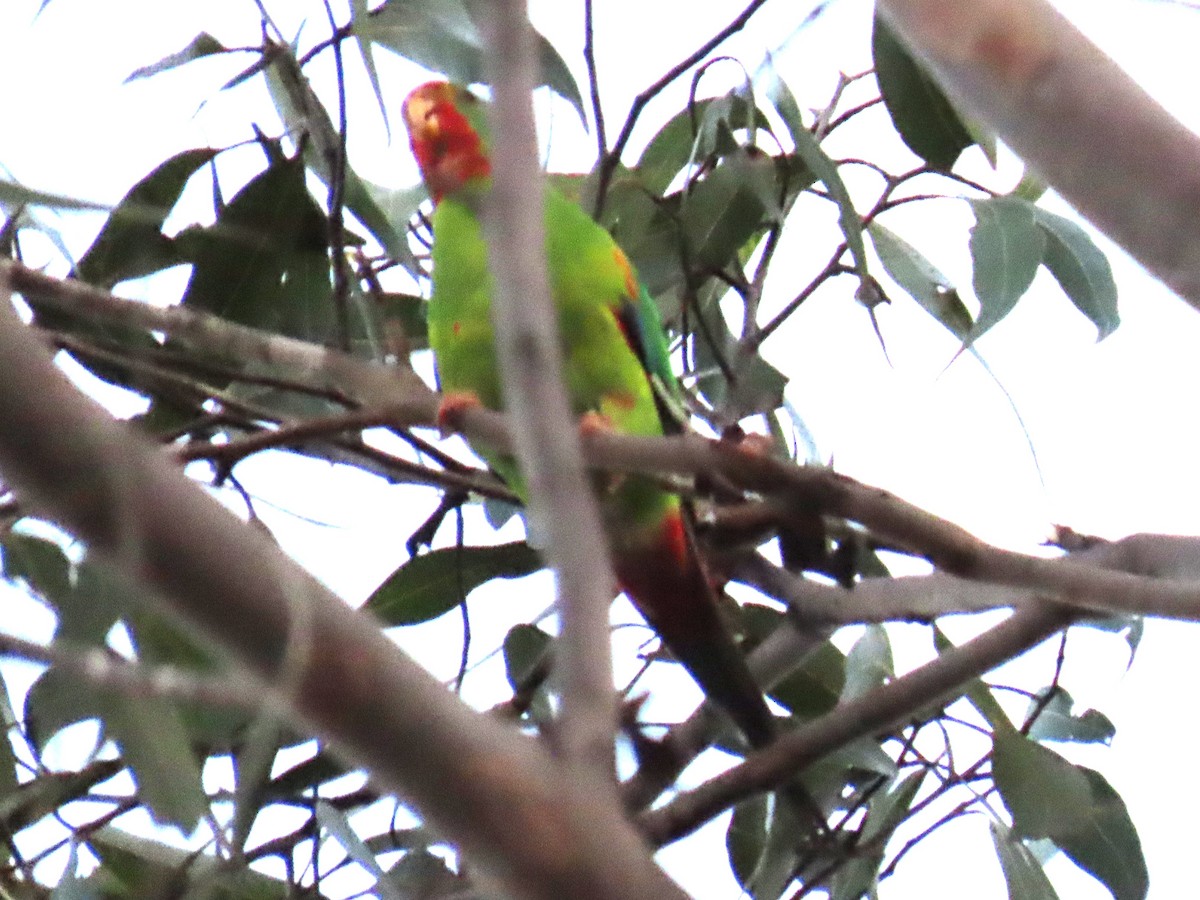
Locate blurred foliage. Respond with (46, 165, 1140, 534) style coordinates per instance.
(0, 1, 1134, 898)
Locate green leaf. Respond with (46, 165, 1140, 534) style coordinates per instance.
(726, 795, 768, 891)
(89, 826, 291, 898)
(742, 606, 845, 718)
(1024, 688, 1115, 745)
(693, 304, 788, 420)
(0, 760, 122, 836)
(503, 623, 553, 693)
(366, 541, 544, 626)
(23, 668, 99, 754)
(867, 220, 973, 339)
(123, 605, 252, 752)
(100, 690, 208, 831)
(349, 0, 393, 137)
(0, 178, 110, 214)
(267, 749, 353, 800)
(353, 0, 585, 123)
(842, 625, 892, 701)
(1077, 613, 1143, 667)
(262, 48, 414, 267)
(636, 100, 713, 197)
(993, 730, 1093, 839)
(994, 733, 1146, 900)
(1033, 209, 1119, 339)
(125, 32, 229, 82)
(1059, 769, 1147, 900)
(3, 532, 72, 609)
(385, 848, 464, 896)
(968, 196, 1046, 339)
(682, 147, 776, 271)
(934, 625, 1012, 733)
(990, 821, 1061, 900)
(76, 149, 216, 289)
(232, 718, 285, 853)
(872, 15, 974, 171)
(317, 800, 403, 900)
(832, 768, 926, 900)
(176, 149, 334, 344)
(785, 100, 869, 283)
(0, 670, 19, 807)
(56, 562, 127, 648)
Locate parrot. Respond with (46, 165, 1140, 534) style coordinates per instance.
(402, 80, 779, 751)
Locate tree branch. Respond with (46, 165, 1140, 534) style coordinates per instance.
(877, 0, 1200, 311)
(639, 602, 1075, 845)
(0, 270, 683, 900)
(482, 1, 622, 782)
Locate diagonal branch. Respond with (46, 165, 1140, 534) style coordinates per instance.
(11, 262, 1200, 622)
(877, 0, 1200, 311)
(0, 270, 684, 900)
(639, 601, 1076, 845)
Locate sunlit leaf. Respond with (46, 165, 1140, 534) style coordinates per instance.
(842, 624, 892, 701)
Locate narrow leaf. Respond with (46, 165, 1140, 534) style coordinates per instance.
(366, 542, 544, 626)
(990, 821, 1061, 900)
(868, 220, 973, 339)
(125, 33, 229, 82)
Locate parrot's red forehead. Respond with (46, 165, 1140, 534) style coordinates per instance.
(403, 81, 491, 202)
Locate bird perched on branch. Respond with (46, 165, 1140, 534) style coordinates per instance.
(402, 80, 779, 750)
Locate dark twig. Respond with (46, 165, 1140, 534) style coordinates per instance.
(583, 0, 607, 160)
(594, 0, 775, 214)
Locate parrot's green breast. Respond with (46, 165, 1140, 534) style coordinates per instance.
(426, 187, 677, 537)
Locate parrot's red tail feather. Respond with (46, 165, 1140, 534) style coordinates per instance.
(614, 511, 777, 749)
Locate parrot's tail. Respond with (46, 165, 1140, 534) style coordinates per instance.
(613, 508, 778, 749)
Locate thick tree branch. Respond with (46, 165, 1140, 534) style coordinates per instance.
(0, 272, 682, 900)
(877, 0, 1200, 311)
(639, 602, 1076, 845)
(9, 260, 1200, 627)
(482, 3, 621, 780)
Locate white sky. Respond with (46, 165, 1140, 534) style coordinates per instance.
(2, 0, 1200, 897)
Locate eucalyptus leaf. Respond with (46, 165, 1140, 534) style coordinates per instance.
(872, 15, 974, 171)
(366, 541, 543, 626)
(968, 196, 1046, 339)
(1033, 208, 1119, 339)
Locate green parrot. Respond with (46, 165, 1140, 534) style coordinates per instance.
(402, 80, 778, 749)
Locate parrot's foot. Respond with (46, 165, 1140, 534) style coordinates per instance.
(721, 423, 775, 458)
(578, 410, 615, 436)
(436, 391, 483, 437)
(578, 411, 624, 495)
